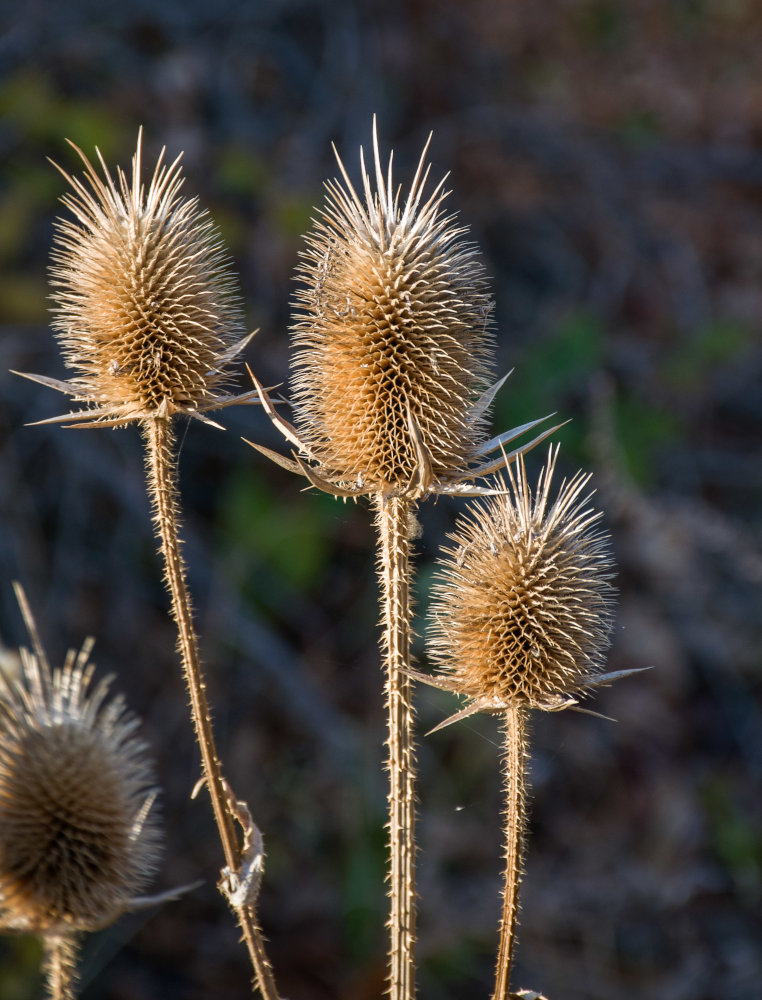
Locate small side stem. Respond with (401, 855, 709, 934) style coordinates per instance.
(374, 494, 416, 1000)
(144, 417, 279, 1000)
(42, 934, 79, 1000)
(492, 706, 528, 1000)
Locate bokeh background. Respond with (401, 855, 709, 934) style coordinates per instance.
(1, 1, 761, 998)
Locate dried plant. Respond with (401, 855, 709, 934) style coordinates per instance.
(428, 447, 617, 719)
(249, 120, 559, 1000)
(425, 448, 637, 998)
(35, 131, 250, 428)
(250, 126, 555, 502)
(288, 128, 494, 494)
(16, 133, 279, 998)
(9, 119, 633, 999)
(0, 585, 161, 1000)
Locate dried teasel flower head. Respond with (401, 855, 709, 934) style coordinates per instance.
(426, 448, 619, 724)
(289, 120, 496, 497)
(19, 129, 251, 428)
(0, 592, 161, 935)
(249, 122, 558, 498)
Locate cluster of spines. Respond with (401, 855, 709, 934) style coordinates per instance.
(428, 450, 616, 712)
(48, 131, 245, 426)
(0, 641, 160, 934)
(291, 128, 494, 493)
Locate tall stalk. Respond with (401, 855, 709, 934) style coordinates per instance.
(493, 707, 527, 1000)
(375, 494, 416, 1000)
(144, 416, 279, 1000)
(42, 936, 79, 1000)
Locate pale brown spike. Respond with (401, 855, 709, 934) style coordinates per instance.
(11, 581, 49, 674)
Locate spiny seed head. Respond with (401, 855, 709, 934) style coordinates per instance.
(48, 130, 245, 426)
(0, 644, 161, 934)
(291, 123, 494, 495)
(428, 449, 616, 712)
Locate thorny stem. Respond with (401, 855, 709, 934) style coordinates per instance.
(375, 494, 417, 1000)
(492, 707, 528, 1000)
(42, 935, 79, 1000)
(144, 417, 279, 1000)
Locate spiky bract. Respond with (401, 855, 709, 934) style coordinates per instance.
(0, 648, 161, 933)
(47, 131, 246, 426)
(291, 127, 494, 495)
(428, 450, 616, 712)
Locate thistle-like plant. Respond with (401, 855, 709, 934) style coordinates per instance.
(249, 121, 559, 1000)
(425, 449, 639, 999)
(33, 133, 250, 429)
(16, 133, 278, 998)
(0, 585, 162, 1000)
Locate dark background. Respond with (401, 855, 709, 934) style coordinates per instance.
(1, 1, 761, 998)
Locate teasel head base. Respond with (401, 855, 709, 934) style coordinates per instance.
(246, 367, 563, 502)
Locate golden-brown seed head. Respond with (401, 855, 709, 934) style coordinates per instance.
(291, 125, 494, 495)
(48, 131, 245, 425)
(428, 450, 616, 711)
(0, 651, 161, 934)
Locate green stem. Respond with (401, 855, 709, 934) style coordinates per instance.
(144, 416, 279, 1000)
(375, 493, 416, 1000)
(492, 706, 527, 1000)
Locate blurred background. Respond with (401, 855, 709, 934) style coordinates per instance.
(1, 1, 761, 998)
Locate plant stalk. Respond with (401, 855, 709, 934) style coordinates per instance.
(492, 706, 528, 1000)
(375, 493, 417, 1000)
(144, 416, 279, 1000)
(42, 934, 79, 1000)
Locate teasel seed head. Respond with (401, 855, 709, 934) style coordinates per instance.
(427, 448, 617, 718)
(290, 121, 495, 496)
(29, 130, 249, 428)
(0, 607, 161, 934)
